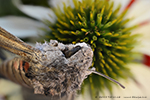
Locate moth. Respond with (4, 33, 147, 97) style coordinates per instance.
(0, 27, 125, 97)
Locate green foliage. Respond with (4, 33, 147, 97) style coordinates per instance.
(43, 0, 137, 99)
(0, 0, 50, 20)
(21, 0, 50, 7)
(0, 0, 35, 19)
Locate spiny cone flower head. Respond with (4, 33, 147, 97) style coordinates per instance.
(43, 0, 138, 98)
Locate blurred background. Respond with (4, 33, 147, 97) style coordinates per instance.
(0, 0, 150, 100)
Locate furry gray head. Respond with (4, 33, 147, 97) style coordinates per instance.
(26, 40, 124, 96)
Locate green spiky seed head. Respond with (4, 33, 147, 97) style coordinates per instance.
(42, 0, 137, 98)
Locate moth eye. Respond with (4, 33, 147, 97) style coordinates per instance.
(62, 45, 82, 58)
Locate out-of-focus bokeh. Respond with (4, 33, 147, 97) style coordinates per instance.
(0, 0, 150, 100)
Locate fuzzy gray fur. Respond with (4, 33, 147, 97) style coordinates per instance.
(26, 40, 93, 97)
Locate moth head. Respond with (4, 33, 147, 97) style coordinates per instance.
(64, 42, 125, 89)
(26, 40, 124, 97)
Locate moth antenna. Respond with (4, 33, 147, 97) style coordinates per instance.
(92, 71, 125, 89)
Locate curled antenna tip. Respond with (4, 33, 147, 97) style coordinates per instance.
(118, 83, 126, 89)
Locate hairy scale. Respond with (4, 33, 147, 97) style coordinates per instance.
(28, 40, 93, 96)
